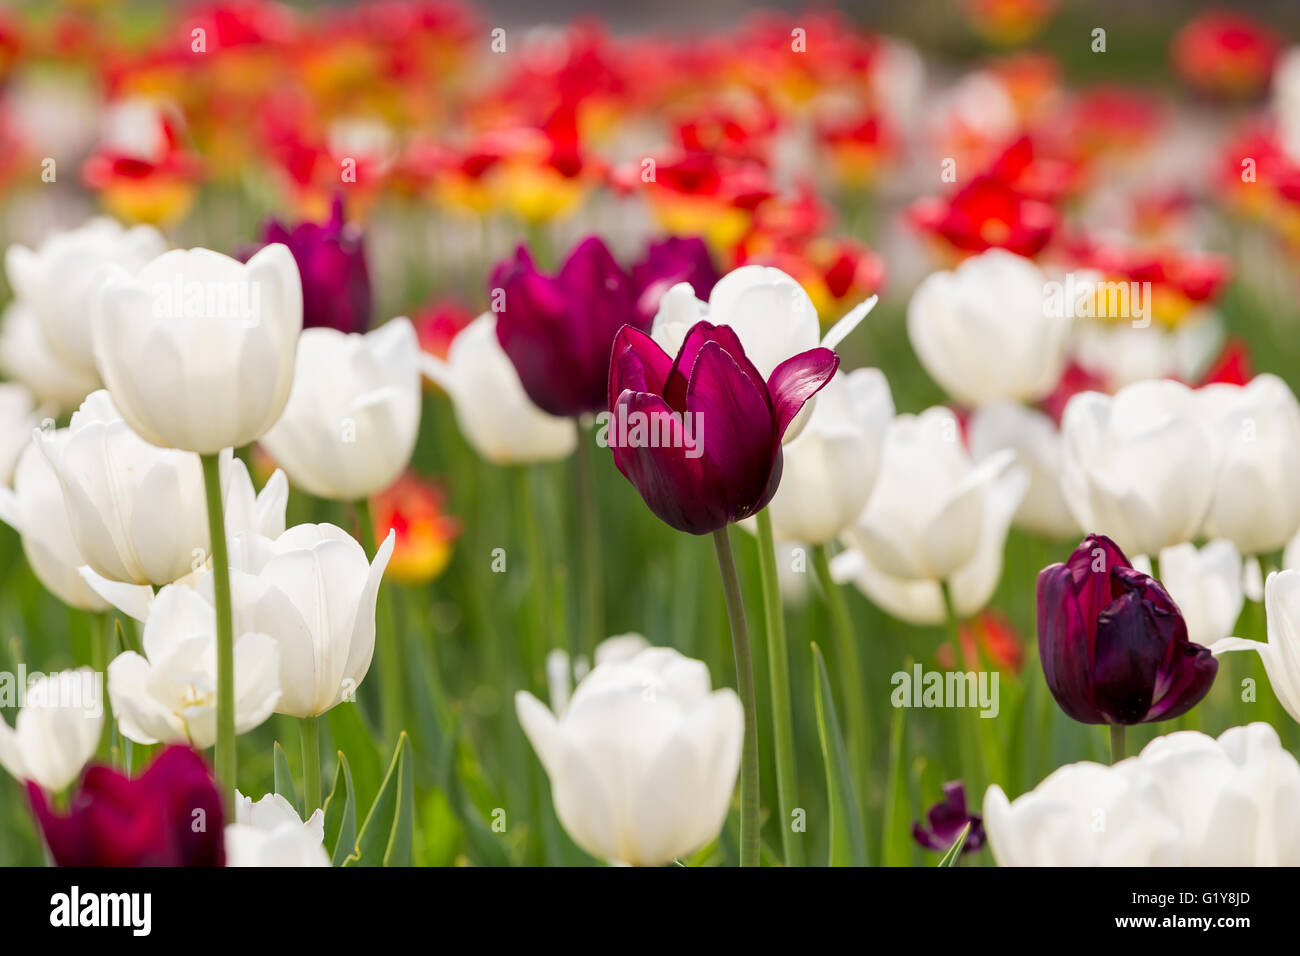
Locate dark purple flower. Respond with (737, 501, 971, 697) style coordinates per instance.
(29, 744, 225, 866)
(631, 236, 719, 326)
(913, 781, 985, 854)
(492, 236, 640, 418)
(606, 319, 837, 535)
(1037, 533, 1218, 725)
(257, 194, 371, 334)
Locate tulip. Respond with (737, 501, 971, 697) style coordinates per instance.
(225, 791, 329, 867)
(421, 312, 577, 464)
(5, 217, 167, 380)
(1037, 534, 1217, 729)
(490, 236, 639, 418)
(984, 723, 1300, 865)
(765, 368, 894, 545)
(516, 645, 743, 866)
(1197, 373, 1300, 555)
(92, 244, 301, 454)
(1137, 541, 1243, 648)
(606, 320, 838, 535)
(29, 744, 225, 866)
(0, 383, 42, 486)
(631, 236, 719, 327)
(907, 251, 1072, 406)
(369, 472, 460, 585)
(38, 391, 286, 587)
(0, 302, 101, 413)
(1060, 380, 1218, 558)
(0, 440, 107, 611)
(107, 585, 282, 748)
(968, 402, 1078, 539)
(1070, 315, 1223, 390)
(1212, 569, 1300, 724)
(913, 781, 985, 855)
(0, 668, 103, 793)
(260, 317, 421, 500)
(833, 406, 1027, 625)
(256, 194, 371, 334)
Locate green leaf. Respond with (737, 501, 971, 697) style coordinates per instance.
(344, 733, 413, 867)
(811, 642, 867, 866)
(273, 741, 302, 818)
(938, 821, 972, 867)
(881, 695, 912, 866)
(322, 751, 356, 867)
(326, 702, 384, 814)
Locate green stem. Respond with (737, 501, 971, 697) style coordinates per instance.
(1109, 724, 1126, 763)
(754, 510, 802, 867)
(517, 467, 551, 685)
(200, 453, 235, 818)
(810, 544, 871, 853)
(711, 528, 760, 867)
(301, 716, 320, 811)
(940, 581, 988, 795)
(574, 425, 602, 660)
(88, 611, 106, 675)
(356, 498, 402, 742)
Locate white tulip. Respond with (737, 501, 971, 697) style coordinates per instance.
(5, 217, 166, 378)
(0, 440, 107, 610)
(544, 633, 651, 716)
(1070, 311, 1222, 390)
(0, 383, 44, 486)
(766, 368, 893, 545)
(832, 406, 1027, 624)
(1212, 569, 1300, 724)
(968, 402, 1078, 539)
(1198, 374, 1300, 555)
(261, 318, 420, 500)
(39, 390, 286, 587)
(517, 645, 743, 866)
(0, 302, 101, 412)
(907, 250, 1071, 406)
(225, 791, 329, 867)
(0, 668, 103, 792)
(984, 723, 1300, 865)
(92, 244, 301, 454)
(421, 313, 576, 465)
(1135, 541, 1242, 648)
(107, 585, 281, 748)
(1060, 379, 1218, 558)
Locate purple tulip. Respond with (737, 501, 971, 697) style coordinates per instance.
(492, 236, 640, 418)
(29, 744, 225, 867)
(259, 194, 372, 334)
(631, 236, 719, 326)
(606, 319, 837, 535)
(1037, 533, 1217, 725)
(913, 781, 985, 854)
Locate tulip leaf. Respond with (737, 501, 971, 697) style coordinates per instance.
(881, 698, 912, 866)
(273, 740, 303, 818)
(344, 732, 412, 867)
(811, 642, 868, 866)
(938, 822, 972, 867)
(322, 751, 356, 867)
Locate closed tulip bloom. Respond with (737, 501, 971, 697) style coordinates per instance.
(92, 244, 302, 454)
(984, 723, 1300, 865)
(606, 320, 838, 535)
(1140, 540, 1243, 648)
(258, 194, 371, 334)
(29, 744, 225, 866)
(1060, 380, 1218, 558)
(516, 645, 743, 866)
(225, 791, 329, 867)
(260, 318, 420, 500)
(0, 440, 107, 610)
(108, 585, 282, 748)
(766, 368, 894, 544)
(834, 406, 1027, 624)
(491, 237, 639, 417)
(0, 302, 101, 413)
(631, 236, 719, 327)
(1212, 569, 1300, 724)
(1198, 374, 1300, 554)
(0, 669, 103, 793)
(968, 402, 1079, 539)
(1037, 533, 1217, 725)
(422, 313, 577, 464)
(907, 250, 1072, 406)
(0, 383, 44, 485)
(5, 217, 166, 379)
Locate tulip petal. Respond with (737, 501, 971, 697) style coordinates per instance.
(768, 347, 839, 440)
